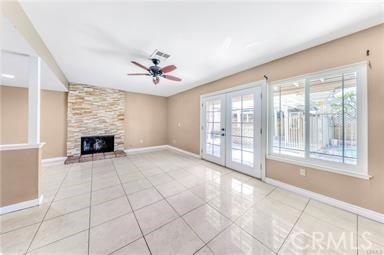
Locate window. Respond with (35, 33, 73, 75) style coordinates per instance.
(268, 63, 368, 178)
(271, 80, 305, 158)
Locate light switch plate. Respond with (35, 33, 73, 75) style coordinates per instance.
(299, 168, 306, 176)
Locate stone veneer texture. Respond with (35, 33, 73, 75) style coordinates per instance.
(67, 84, 125, 156)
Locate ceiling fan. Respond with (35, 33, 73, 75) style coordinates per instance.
(127, 58, 182, 85)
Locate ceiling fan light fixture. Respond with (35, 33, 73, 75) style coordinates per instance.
(127, 58, 181, 85)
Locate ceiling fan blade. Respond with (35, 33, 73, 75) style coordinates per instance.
(152, 77, 160, 85)
(160, 65, 177, 73)
(162, 75, 182, 82)
(127, 73, 150, 76)
(131, 61, 150, 71)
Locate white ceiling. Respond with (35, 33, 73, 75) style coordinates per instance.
(19, 1, 384, 96)
(1, 17, 67, 91)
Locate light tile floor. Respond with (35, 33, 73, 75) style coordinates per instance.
(1, 150, 383, 255)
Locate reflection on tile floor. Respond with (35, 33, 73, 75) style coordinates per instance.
(1, 149, 383, 255)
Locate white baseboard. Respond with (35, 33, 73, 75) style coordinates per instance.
(265, 177, 384, 224)
(42, 156, 66, 166)
(124, 145, 168, 154)
(124, 145, 201, 159)
(166, 145, 201, 158)
(41, 145, 200, 165)
(0, 194, 43, 215)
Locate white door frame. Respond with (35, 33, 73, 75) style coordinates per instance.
(199, 80, 268, 179)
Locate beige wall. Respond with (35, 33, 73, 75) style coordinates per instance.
(0, 86, 67, 159)
(41, 90, 67, 158)
(0, 86, 168, 158)
(167, 24, 384, 213)
(0, 147, 41, 207)
(0, 86, 28, 144)
(125, 92, 168, 148)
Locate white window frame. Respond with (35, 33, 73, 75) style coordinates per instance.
(267, 62, 369, 180)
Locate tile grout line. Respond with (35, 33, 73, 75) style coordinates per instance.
(106, 236, 145, 255)
(26, 195, 180, 255)
(142, 152, 278, 254)
(25, 164, 73, 253)
(26, 151, 312, 255)
(205, 189, 279, 254)
(28, 229, 89, 253)
(192, 187, 275, 255)
(276, 198, 311, 254)
(112, 157, 153, 255)
(135, 156, 244, 255)
(28, 204, 152, 254)
(133, 154, 210, 253)
(5, 152, 227, 253)
(356, 214, 359, 253)
(18, 190, 126, 233)
(87, 159, 94, 255)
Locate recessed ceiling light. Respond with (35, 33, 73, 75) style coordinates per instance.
(2, 73, 15, 79)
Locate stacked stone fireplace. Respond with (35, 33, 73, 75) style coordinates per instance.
(66, 84, 125, 161)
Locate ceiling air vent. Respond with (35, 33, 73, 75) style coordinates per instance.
(150, 49, 171, 62)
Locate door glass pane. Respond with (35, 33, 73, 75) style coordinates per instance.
(232, 136, 242, 150)
(243, 94, 254, 109)
(206, 112, 214, 122)
(212, 135, 221, 145)
(206, 143, 213, 154)
(213, 111, 221, 123)
(232, 110, 241, 122)
(232, 123, 241, 136)
(206, 101, 215, 111)
(213, 100, 221, 111)
(242, 110, 254, 123)
(243, 151, 254, 167)
(213, 145, 221, 157)
(243, 123, 254, 137)
(206, 133, 213, 144)
(242, 137, 254, 152)
(232, 149, 241, 163)
(232, 96, 242, 110)
(207, 123, 220, 133)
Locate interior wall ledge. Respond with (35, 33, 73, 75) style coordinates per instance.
(0, 142, 45, 151)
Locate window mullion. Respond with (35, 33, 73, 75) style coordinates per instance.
(342, 73, 345, 163)
(279, 86, 282, 154)
(305, 78, 310, 160)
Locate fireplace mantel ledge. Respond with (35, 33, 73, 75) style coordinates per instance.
(0, 143, 45, 151)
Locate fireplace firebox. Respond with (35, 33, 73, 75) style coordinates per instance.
(81, 135, 114, 155)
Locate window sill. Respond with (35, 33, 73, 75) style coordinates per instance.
(266, 154, 371, 180)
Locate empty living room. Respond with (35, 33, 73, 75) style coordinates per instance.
(1, 1, 384, 254)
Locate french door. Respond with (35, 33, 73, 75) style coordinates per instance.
(201, 86, 263, 178)
(201, 94, 226, 165)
